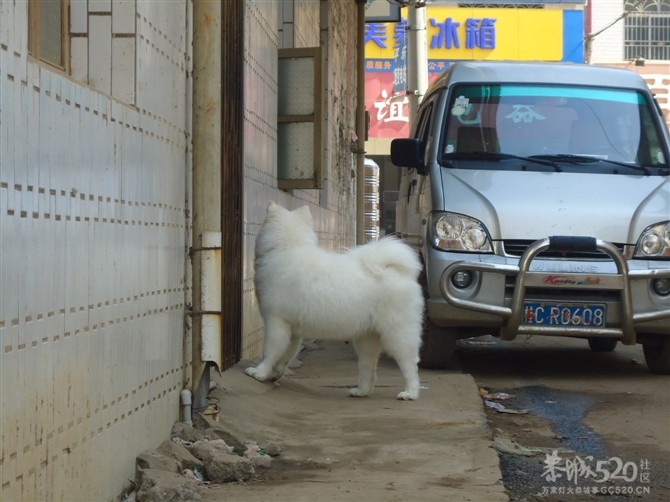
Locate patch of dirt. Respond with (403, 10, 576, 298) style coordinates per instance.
(220, 457, 333, 487)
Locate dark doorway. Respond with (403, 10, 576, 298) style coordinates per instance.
(220, 2, 244, 369)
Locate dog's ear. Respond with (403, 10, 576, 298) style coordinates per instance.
(266, 201, 282, 216)
(294, 205, 312, 224)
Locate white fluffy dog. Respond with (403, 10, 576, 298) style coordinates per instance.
(245, 201, 424, 400)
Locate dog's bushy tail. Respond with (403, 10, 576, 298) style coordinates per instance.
(353, 236, 422, 279)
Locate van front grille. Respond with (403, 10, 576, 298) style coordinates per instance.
(501, 239, 626, 260)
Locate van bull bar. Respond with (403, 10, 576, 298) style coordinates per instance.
(440, 236, 670, 345)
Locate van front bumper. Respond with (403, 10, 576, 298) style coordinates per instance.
(439, 236, 670, 344)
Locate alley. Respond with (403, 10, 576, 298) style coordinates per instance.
(197, 341, 507, 502)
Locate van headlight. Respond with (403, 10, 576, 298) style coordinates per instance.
(431, 212, 492, 252)
(634, 221, 670, 258)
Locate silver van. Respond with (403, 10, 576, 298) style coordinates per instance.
(390, 61, 670, 373)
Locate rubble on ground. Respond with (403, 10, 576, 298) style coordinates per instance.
(127, 412, 280, 502)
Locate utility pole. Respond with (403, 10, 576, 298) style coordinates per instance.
(407, 1, 428, 124)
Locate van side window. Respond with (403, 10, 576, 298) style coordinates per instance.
(413, 101, 434, 166)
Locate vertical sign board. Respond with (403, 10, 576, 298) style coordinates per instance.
(392, 20, 407, 95)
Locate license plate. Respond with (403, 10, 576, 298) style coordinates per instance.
(523, 302, 606, 327)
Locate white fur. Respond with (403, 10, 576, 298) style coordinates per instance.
(245, 201, 424, 400)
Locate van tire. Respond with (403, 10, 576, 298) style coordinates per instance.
(588, 338, 617, 352)
(419, 321, 457, 369)
(642, 336, 670, 374)
(418, 266, 458, 369)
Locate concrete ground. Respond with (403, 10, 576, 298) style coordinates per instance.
(198, 340, 507, 502)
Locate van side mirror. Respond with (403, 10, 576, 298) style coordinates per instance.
(391, 138, 427, 174)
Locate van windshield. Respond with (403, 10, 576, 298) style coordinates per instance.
(441, 84, 668, 173)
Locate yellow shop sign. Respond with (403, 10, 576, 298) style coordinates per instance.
(365, 8, 564, 61)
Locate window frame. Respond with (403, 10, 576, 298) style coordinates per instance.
(277, 47, 325, 191)
(28, 0, 70, 72)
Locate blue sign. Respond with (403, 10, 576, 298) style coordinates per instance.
(393, 19, 407, 94)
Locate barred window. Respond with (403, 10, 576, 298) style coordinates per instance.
(625, 0, 670, 61)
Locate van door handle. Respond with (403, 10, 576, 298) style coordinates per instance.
(407, 179, 417, 202)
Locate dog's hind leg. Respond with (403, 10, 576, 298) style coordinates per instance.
(391, 351, 421, 400)
(245, 317, 292, 382)
(380, 329, 421, 400)
(349, 333, 382, 398)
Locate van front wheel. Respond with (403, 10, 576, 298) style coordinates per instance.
(419, 320, 458, 369)
(418, 266, 458, 369)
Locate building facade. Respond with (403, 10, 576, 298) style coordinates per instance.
(0, 0, 361, 499)
(1, 2, 191, 499)
(588, 0, 670, 62)
(588, 0, 669, 125)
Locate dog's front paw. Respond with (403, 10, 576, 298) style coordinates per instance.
(348, 387, 370, 398)
(244, 366, 269, 382)
(396, 390, 419, 401)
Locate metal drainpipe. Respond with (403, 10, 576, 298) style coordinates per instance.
(190, 1, 222, 410)
(356, 0, 367, 245)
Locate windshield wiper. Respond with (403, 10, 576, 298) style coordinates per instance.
(530, 154, 652, 175)
(443, 151, 563, 172)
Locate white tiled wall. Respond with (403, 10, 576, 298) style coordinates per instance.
(70, 0, 138, 102)
(589, 0, 626, 62)
(242, 0, 281, 359)
(0, 1, 191, 500)
(241, 0, 358, 359)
